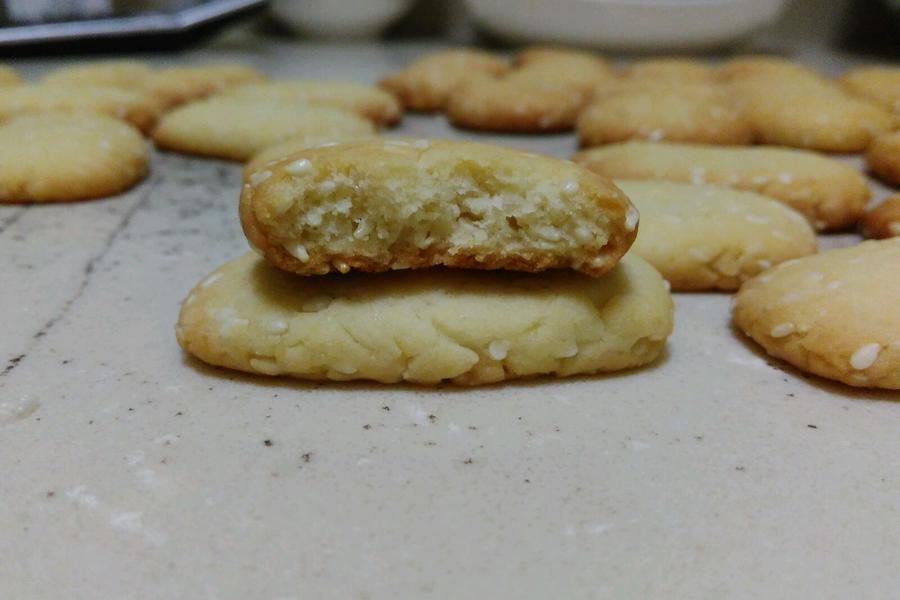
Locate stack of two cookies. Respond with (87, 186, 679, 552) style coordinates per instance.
(176, 139, 674, 386)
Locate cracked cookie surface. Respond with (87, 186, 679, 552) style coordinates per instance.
(176, 253, 673, 385)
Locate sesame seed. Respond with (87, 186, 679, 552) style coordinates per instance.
(849, 343, 881, 370)
(770, 323, 795, 338)
(284, 158, 312, 175)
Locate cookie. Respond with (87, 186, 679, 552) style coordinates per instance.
(446, 48, 612, 133)
(378, 48, 508, 112)
(866, 130, 900, 187)
(0, 112, 148, 203)
(224, 81, 402, 125)
(240, 139, 637, 277)
(740, 84, 894, 152)
(577, 83, 753, 147)
(717, 55, 823, 81)
(617, 180, 816, 291)
(732, 239, 900, 389)
(840, 66, 900, 113)
(144, 64, 266, 108)
(41, 60, 153, 88)
(175, 252, 673, 386)
(153, 96, 375, 161)
(861, 196, 900, 239)
(0, 84, 160, 133)
(245, 131, 378, 173)
(0, 65, 21, 86)
(573, 141, 869, 231)
(621, 58, 715, 83)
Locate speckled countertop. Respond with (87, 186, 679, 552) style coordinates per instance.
(1, 30, 898, 600)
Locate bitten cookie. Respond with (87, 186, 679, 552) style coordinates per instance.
(732, 239, 900, 389)
(0, 65, 21, 86)
(378, 48, 509, 112)
(866, 130, 900, 187)
(840, 66, 900, 113)
(41, 60, 153, 88)
(224, 81, 402, 125)
(245, 132, 378, 173)
(241, 139, 637, 277)
(577, 84, 752, 147)
(0, 84, 160, 133)
(0, 113, 148, 203)
(573, 141, 869, 231)
(153, 96, 375, 161)
(176, 253, 673, 386)
(144, 64, 266, 108)
(861, 196, 900, 239)
(617, 180, 816, 291)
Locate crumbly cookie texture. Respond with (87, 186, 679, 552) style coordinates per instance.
(0, 84, 160, 133)
(840, 66, 900, 113)
(577, 83, 752, 147)
(861, 196, 900, 239)
(617, 180, 816, 291)
(0, 112, 148, 203)
(41, 60, 153, 88)
(378, 48, 508, 112)
(732, 239, 900, 390)
(0, 65, 22, 86)
(153, 96, 375, 161)
(446, 48, 612, 133)
(244, 132, 378, 174)
(144, 64, 266, 108)
(621, 58, 716, 83)
(573, 141, 869, 231)
(866, 130, 900, 187)
(241, 139, 637, 277)
(223, 80, 402, 125)
(176, 253, 673, 386)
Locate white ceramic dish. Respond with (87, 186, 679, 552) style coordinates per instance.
(464, 0, 788, 51)
(271, 0, 415, 38)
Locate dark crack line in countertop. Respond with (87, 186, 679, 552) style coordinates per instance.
(1, 177, 161, 379)
(0, 207, 26, 236)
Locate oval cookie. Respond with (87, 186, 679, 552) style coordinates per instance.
(733, 239, 900, 389)
(240, 139, 637, 277)
(153, 96, 376, 161)
(176, 253, 673, 386)
(0, 113, 148, 203)
(573, 141, 869, 231)
(617, 180, 816, 291)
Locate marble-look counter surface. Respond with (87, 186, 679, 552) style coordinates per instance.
(2, 33, 898, 600)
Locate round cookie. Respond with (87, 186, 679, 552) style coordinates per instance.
(245, 131, 378, 173)
(0, 112, 148, 203)
(577, 84, 753, 147)
(378, 48, 509, 112)
(617, 180, 817, 291)
(0, 84, 160, 133)
(0, 65, 21, 86)
(41, 60, 153, 88)
(240, 139, 637, 278)
(866, 130, 900, 187)
(732, 239, 900, 389)
(223, 80, 402, 126)
(176, 253, 674, 386)
(152, 96, 376, 161)
(861, 196, 900, 239)
(144, 64, 266, 108)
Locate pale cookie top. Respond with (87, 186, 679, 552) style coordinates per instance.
(0, 112, 148, 203)
(0, 84, 160, 133)
(573, 141, 869, 231)
(153, 96, 376, 161)
(176, 252, 673, 386)
(41, 60, 153, 88)
(240, 138, 637, 278)
(617, 180, 816, 291)
(223, 80, 402, 125)
(733, 239, 900, 390)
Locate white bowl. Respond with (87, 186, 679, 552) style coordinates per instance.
(464, 0, 788, 51)
(271, 0, 415, 38)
